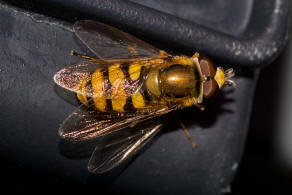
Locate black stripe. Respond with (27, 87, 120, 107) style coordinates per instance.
(84, 77, 93, 105)
(124, 96, 135, 111)
(122, 62, 147, 111)
(103, 67, 113, 111)
(120, 62, 135, 111)
(76, 77, 91, 105)
(142, 89, 152, 102)
(138, 66, 146, 86)
(121, 62, 135, 96)
(140, 67, 152, 102)
(120, 62, 131, 82)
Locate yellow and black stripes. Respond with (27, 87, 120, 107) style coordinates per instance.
(102, 67, 113, 111)
(120, 62, 148, 110)
(108, 64, 127, 112)
(77, 61, 150, 112)
(76, 76, 89, 105)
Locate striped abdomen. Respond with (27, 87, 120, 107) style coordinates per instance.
(77, 62, 149, 112)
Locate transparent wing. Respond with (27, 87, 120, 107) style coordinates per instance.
(59, 138, 98, 159)
(54, 59, 142, 98)
(74, 20, 160, 59)
(53, 60, 103, 96)
(59, 101, 172, 141)
(88, 114, 170, 174)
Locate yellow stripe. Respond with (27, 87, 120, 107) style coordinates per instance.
(112, 89, 127, 112)
(129, 63, 142, 81)
(76, 77, 88, 105)
(109, 64, 127, 112)
(91, 68, 106, 111)
(132, 92, 145, 108)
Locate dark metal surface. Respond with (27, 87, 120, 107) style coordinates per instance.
(0, 0, 290, 194)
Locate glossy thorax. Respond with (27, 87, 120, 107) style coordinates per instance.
(144, 54, 234, 108)
(145, 56, 204, 107)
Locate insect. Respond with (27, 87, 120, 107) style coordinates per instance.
(54, 20, 235, 174)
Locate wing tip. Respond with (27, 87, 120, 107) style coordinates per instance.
(88, 164, 108, 174)
(53, 72, 61, 85)
(53, 71, 73, 92)
(58, 128, 71, 140)
(88, 153, 116, 174)
(88, 164, 98, 173)
(53, 67, 86, 94)
(58, 127, 80, 142)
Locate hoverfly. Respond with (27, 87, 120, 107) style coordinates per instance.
(54, 20, 235, 174)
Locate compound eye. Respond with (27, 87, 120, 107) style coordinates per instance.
(199, 57, 218, 99)
(199, 57, 216, 77)
(203, 79, 218, 99)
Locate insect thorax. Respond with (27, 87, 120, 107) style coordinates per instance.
(145, 57, 204, 106)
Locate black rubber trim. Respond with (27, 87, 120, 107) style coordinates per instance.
(4, 0, 292, 67)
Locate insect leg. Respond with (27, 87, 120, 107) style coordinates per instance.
(70, 50, 100, 60)
(175, 115, 197, 147)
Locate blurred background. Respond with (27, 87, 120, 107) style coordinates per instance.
(232, 24, 292, 194)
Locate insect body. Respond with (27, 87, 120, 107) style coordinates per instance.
(54, 20, 235, 173)
(77, 56, 204, 113)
